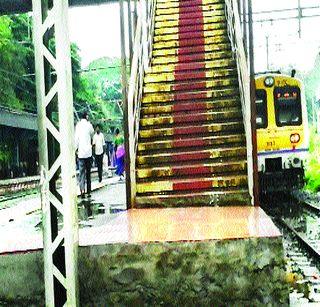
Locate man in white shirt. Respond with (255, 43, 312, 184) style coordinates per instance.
(75, 112, 94, 198)
(92, 124, 105, 182)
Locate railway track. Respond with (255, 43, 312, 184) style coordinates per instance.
(0, 167, 116, 203)
(262, 193, 320, 304)
(279, 196, 320, 260)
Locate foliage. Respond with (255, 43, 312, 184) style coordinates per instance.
(0, 144, 11, 164)
(76, 57, 123, 130)
(10, 15, 36, 112)
(305, 128, 320, 191)
(294, 51, 320, 124)
(0, 15, 123, 128)
(0, 15, 28, 110)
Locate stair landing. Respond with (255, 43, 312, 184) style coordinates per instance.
(82, 206, 281, 244)
(0, 206, 280, 254)
(0, 206, 288, 305)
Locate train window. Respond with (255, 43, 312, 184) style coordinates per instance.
(274, 86, 302, 127)
(255, 89, 268, 129)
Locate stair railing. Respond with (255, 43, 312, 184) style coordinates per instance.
(127, 0, 156, 207)
(225, 0, 254, 204)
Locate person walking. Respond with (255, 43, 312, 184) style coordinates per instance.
(92, 124, 105, 182)
(114, 128, 125, 180)
(75, 112, 94, 198)
(105, 129, 114, 167)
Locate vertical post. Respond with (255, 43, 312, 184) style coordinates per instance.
(141, 0, 148, 69)
(242, 0, 248, 58)
(133, 0, 138, 36)
(54, 0, 78, 304)
(248, 0, 259, 206)
(32, 0, 79, 305)
(237, 0, 241, 23)
(127, 0, 134, 65)
(120, 0, 132, 208)
(266, 36, 269, 70)
(298, 0, 302, 38)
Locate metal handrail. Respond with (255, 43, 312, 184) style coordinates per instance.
(127, 0, 156, 207)
(225, 0, 254, 204)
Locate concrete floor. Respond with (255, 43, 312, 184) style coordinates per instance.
(0, 177, 126, 254)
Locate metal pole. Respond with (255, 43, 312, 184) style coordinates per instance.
(248, 0, 259, 206)
(127, 0, 133, 65)
(266, 36, 269, 70)
(298, 0, 302, 38)
(119, 0, 131, 208)
(54, 0, 79, 305)
(133, 0, 138, 36)
(32, 0, 79, 305)
(243, 0, 248, 58)
(237, 0, 241, 23)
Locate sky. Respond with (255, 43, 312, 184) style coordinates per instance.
(68, 3, 125, 67)
(252, 0, 320, 73)
(68, 1, 320, 72)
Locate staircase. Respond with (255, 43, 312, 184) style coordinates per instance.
(134, 0, 251, 207)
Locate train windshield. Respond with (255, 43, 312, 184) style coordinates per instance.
(255, 89, 268, 128)
(274, 86, 302, 127)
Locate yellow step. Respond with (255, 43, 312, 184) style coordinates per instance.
(156, 0, 222, 2)
(136, 174, 248, 194)
(137, 146, 247, 165)
(147, 58, 235, 74)
(135, 189, 251, 207)
(141, 98, 241, 115)
(152, 50, 232, 66)
(154, 22, 226, 35)
(152, 42, 230, 57)
(157, 0, 223, 10)
(144, 68, 236, 83)
(153, 29, 227, 43)
(138, 134, 246, 152)
(153, 35, 229, 50)
(140, 108, 242, 127)
(143, 78, 238, 94)
(155, 15, 226, 29)
(156, 4, 225, 17)
(142, 87, 239, 104)
(139, 121, 243, 139)
(155, 9, 225, 22)
(137, 160, 247, 179)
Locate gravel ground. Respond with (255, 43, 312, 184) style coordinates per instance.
(292, 189, 320, 204)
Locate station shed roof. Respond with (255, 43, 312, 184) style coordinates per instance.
(0, 0, 117, 15)
(0, 107, 37, 130)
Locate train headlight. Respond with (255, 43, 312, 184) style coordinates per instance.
(264, 76, 274, 87)
(290, 133, 300, 143)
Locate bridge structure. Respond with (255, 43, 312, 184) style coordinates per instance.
(0, 0, 271, 305)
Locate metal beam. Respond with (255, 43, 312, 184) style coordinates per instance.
(0, 0, 117, 15)
(32, 0, 79, 305)
(127, 0, 133, 65)
(119, 0, 131, 209)
(248, 0, 259, 206)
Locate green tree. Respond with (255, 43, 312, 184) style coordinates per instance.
(10, 14, 36, 112)
(79, 57, 123, 123)
(0, 16, 26, 110)
(0, 15, 123, 129)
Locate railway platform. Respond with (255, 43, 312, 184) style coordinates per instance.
(0, 181, 289, 305)
(0, 0, 305, 304)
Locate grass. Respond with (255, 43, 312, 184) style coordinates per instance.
(305, 127, 320, 192)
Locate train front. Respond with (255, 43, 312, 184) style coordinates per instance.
(255, 74, 309, 195)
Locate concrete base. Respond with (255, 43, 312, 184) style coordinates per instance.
(0, 207, 289, 305)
